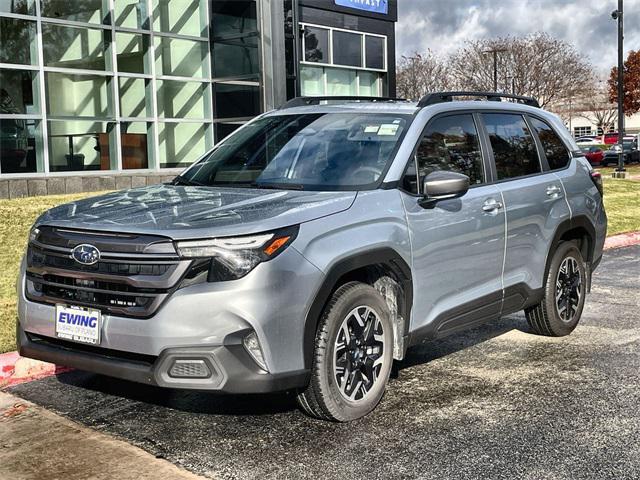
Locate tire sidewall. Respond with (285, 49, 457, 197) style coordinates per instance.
(318, 284, 394, 422)
(544, 242, 587, 336)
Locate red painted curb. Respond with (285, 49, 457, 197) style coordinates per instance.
(0, 351, 72, 388)
(604, 231, 640, 250)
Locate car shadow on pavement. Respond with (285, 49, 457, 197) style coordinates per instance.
(48, 315, 530, 417)
(394, 314, 530, 374)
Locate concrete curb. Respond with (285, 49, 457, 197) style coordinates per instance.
(604, 230, 640, 250)
(0, 351, 71, 388)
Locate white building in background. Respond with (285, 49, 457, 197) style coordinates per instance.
(567, 111, 640, 138)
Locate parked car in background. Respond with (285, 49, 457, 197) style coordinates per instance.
(580, 146, 604, 166)
(575, 136, 601, 146)
(602, 141, 640, 166)
(602, 133, 619, 145)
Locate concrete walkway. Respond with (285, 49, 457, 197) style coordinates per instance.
(0, 391, 205, 480)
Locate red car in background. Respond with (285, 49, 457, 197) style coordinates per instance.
(580, 146, 604, 166)
(602, 133, 619, 144)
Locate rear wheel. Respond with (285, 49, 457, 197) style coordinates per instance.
(526, 242, 587, 337)
(296, 282, 393, 422)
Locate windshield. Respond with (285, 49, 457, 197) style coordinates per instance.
(178, 113, 411, 191)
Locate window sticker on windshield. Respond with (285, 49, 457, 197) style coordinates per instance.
(364, 125, 380, 133)
(378, 124, 400, 136)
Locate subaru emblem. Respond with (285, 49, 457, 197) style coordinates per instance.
(71, 244, 101, 266)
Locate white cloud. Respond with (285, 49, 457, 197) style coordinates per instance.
(396, 0, 640, 74)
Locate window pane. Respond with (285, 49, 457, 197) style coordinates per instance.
(1, 119, 41, 173)
(483, 113, 541, 180)
(211, 1, 257, 37)
(48, 120, 115, 171)
(157, 80, 208, 119)
(153, 0, 206, 37)
(46, 72, 110, 118)
(0, 69, 39, 114)
(121, 121, 150, 169)
(116, 32, 150, 74)
(530, 117, 570, 170)
(300, 66, 324, 96)
(155, 37, 208, 78)
(304, 26, 329, 63)
(41, 0, 105, 24)
(214, 122, 242, 142)
(42, 23, 106, 70)
(158, 122, 209, 168)
(333, 30, 362, 67)
(118, 77, 151, 117)
(326, 68, 356, 95)
(414, 114, 485, 190)
(213, 37, 259, 78)
(0, 17, 37, 65)
(358, 71, 379, 96)
(0, 0, 35, 15)
(213, 83, 260, 118)
(115, 0, 149, 29)
(365, 36, 384, 70)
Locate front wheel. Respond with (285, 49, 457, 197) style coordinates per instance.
(296, 282, 394, 422)
(525, 242, 587, 337)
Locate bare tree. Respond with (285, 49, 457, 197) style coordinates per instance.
(448, 33, 594, 108)
(577, 89, 617, 134)
(396, 51, 451, 100)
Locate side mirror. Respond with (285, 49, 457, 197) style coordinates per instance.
(420, 171, 470, 206)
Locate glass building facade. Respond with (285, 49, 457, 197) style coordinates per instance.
(0, 0, 396, 184)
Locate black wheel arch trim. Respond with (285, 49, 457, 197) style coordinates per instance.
(302, 248, 413, 370)
(545, 216, 597, 279)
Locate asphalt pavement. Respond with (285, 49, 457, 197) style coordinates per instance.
(7, 245, 640, 480)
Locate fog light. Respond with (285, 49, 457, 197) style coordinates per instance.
(168, 359, 211, 379)
(243, 331, 267, 371)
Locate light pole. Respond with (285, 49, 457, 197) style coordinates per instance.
(484, 48, 507, 91)
(612, 1, 626, 178)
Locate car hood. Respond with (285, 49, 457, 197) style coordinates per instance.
(36, 184, 357, 240)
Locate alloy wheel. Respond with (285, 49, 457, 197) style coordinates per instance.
(333, 305, 385, 402)
(555, 256, 582, 323)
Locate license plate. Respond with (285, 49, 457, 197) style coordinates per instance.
(55, 305, 101, 345)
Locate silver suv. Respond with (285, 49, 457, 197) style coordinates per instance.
(18, 92, 607, 421)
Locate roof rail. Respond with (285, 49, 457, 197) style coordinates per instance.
(279, 96, 407, 110)
(417, 91, 540, 109)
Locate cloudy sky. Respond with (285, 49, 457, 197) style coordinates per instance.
(396, 0, 640, 75)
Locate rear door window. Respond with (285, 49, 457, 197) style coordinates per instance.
(529, 117, 570, 170)
(482, 113, 541, 180)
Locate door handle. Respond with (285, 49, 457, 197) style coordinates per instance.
(482, 198, 503, 213)
(546, 185, 562, 197)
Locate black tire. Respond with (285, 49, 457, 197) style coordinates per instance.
(296, 281, 394, 422)
(525, 242, 587, 337)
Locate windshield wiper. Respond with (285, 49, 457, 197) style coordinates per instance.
(252, 182, 305, 191)
(172, 176, 205, 187)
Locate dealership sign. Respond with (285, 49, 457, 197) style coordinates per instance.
(334, 0, 388, 15)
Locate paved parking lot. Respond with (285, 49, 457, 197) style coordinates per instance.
(8, 245, 640, 480)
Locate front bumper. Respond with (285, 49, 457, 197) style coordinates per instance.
(17, 246, 323, 392)
(17, 324, 308, 393)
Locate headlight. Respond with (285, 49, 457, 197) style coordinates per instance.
(176, 226, 298, 282)
(29, 226, 40, 243)
(612, 145, 623, 153)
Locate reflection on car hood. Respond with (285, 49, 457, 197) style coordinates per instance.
(36, 184, 357, 240)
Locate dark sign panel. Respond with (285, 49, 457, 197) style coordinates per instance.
(334, 0, 388, 15)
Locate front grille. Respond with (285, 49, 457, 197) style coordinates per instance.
(25, 227, 191, 318)
(28, 249, 172, 276)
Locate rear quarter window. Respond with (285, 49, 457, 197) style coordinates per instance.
(529, 117, 571, 170)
